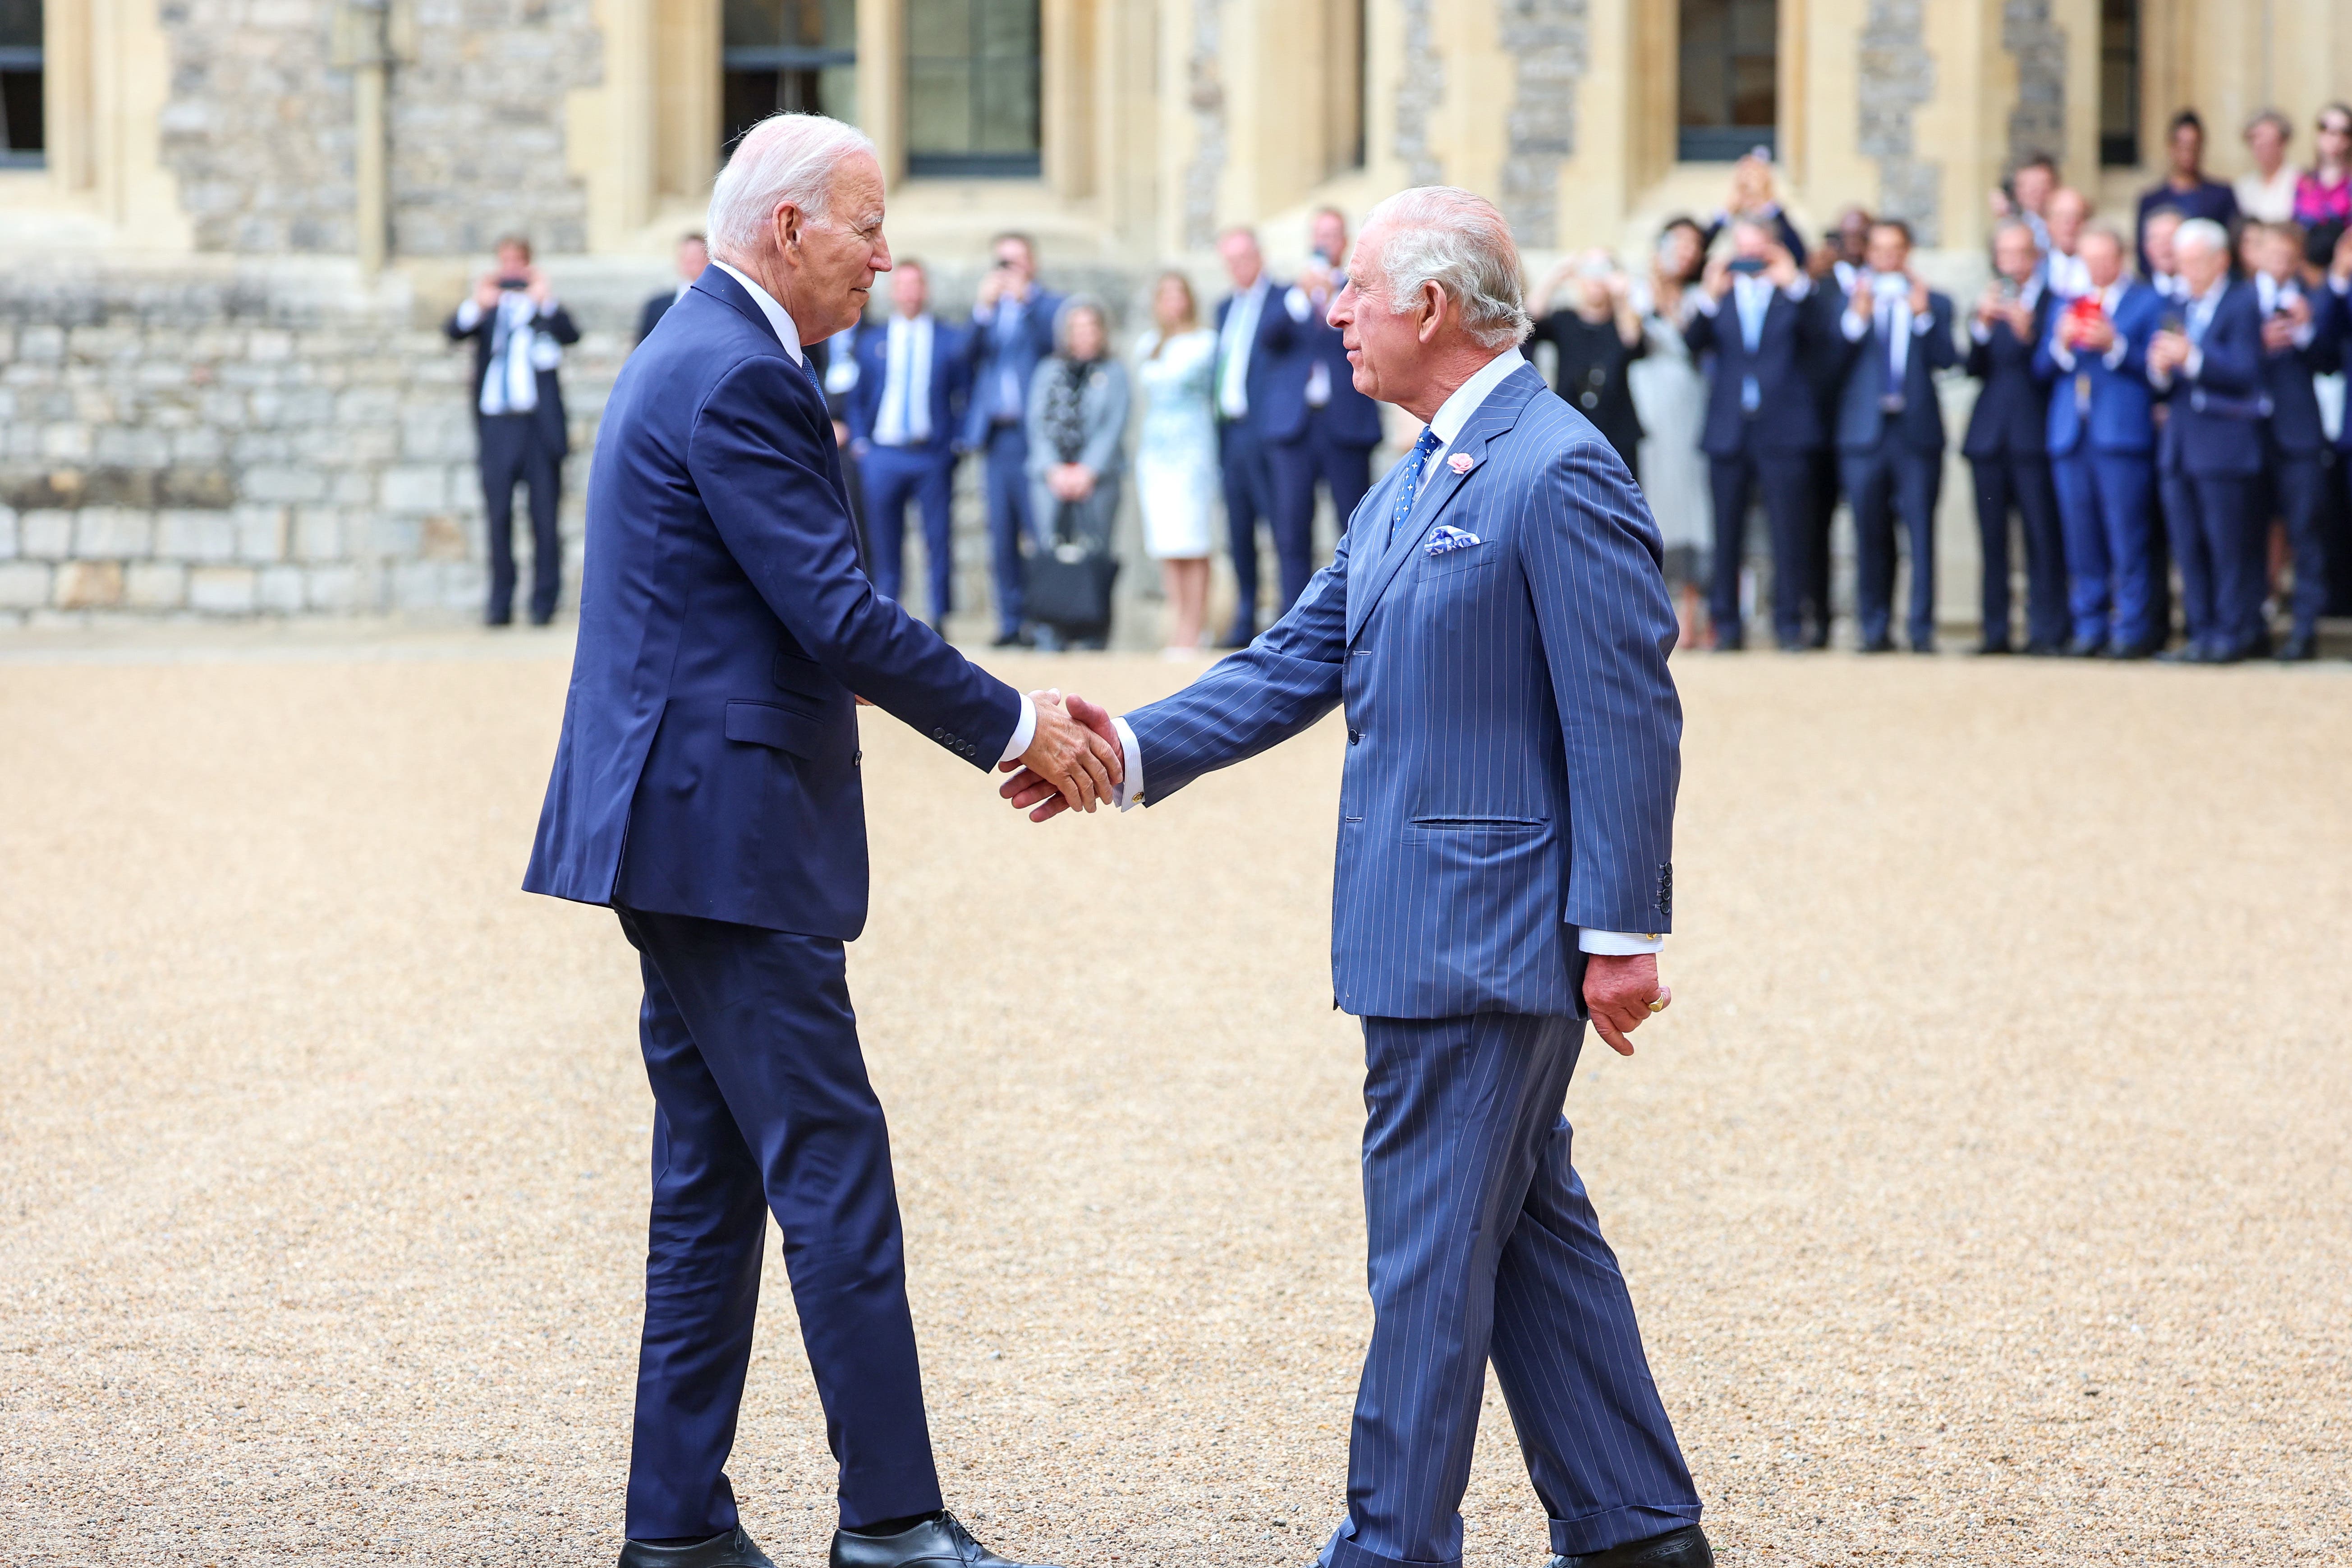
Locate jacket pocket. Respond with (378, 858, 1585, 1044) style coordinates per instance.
(725, 699, 824, 759)
(1419, 544, 1499, 580)
(1401, 814, 1548, 843)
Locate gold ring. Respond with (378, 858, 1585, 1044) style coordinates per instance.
(1645, 994, 1669, 1014)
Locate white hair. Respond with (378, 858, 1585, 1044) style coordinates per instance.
(2174, 216, 2230, 258)
(707, 113, 878, 260)
(1360, 186, 1532, 349)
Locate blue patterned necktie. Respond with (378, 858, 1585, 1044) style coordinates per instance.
(1386, 428, 1445, 550)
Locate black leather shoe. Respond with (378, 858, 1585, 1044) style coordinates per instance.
(2153, 644, 2200, 664)
(2277, 634, 2318, 662)
(2104, 639, 2154, 660)
(619, 1527, 777, 1568)
(1543, 1523, 1713, 1568)
(830, 1511, 1055, 1568)
(1857, 637, 1895, 654)
(1973, 641, 2013, 656)
(2063, 634, 2106, 658)
(990, 629, 1033, 649)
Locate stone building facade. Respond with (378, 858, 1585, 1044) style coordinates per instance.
(2, 0, 2349, 627)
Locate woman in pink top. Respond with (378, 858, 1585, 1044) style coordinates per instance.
(2292, 103, 2352, 266)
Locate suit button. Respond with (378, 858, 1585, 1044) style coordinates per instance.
(1348, 728, 1362, 744)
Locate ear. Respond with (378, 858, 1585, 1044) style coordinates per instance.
(1415, 280, 1447, 344)
(772, 202, 803, 258)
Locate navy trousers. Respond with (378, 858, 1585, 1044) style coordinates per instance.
(2051, 450, 2159, 650)
(2162, 471, 2263, 656)
(1842, 436, 1943, 650)
(1706, 446, 1815, 648)
(981, 423, 1033, 636)
(1219, 418, 1279, 639)
(478, 413, 563, 624)
(1269, 412, 1375, 616)
(1969, 455, 2068, 651)
(615, 907, 942, 1541)
(864, 443, 957, 627)
(1325, 1012, 1700, 1568)
(2267, 448, 2330, 641)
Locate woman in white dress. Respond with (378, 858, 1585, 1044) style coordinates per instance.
(1132, 271, 1220, 652)
(1626, 216, 1714, 649)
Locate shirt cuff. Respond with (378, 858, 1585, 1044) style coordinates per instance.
(1285, 286, 1313, 322)
(1782, 276, 1813, 302)
(1579, 929, 1666, 956)
(2104, 334, 2130, 370)
(454, 299, 482, 331)
(1911, 313, 1935, 335)
(997, 693, 1037, 767)
(2049, 340, 2077, 370)
(1691, 292, 1722, 317)
(1112, 717, 1144, 810)
(2183, 344, 2204, 381)
(1970, 320, 1993, 344)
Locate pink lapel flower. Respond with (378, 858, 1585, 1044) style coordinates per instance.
(1447, 452, 1475, 475)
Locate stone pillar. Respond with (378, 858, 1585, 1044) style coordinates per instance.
(1496, 0, 1589, 250)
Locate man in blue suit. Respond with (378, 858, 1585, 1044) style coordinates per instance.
(1261, 207, 1388, 616)
(1214, 226, 1300, 645)
(1006, 187, 1709, 1568)
(964, 233, 1062, 646)
(846, 258, 970, 634)
(2253, 222, 2337, 661)
(2148, 218, 2269, 662)
(523, 113, 1117, 1568)
(1963, 220, 2069, 653)
(2035, 225, 2166, 657)
(1683, 218, 1827, 650)
(1831, 218, 1957, 653)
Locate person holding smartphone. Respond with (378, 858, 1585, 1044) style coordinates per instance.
(1964, 220, 2068, 654)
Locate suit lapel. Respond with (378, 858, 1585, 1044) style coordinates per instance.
(1346, 364, 1544, 645)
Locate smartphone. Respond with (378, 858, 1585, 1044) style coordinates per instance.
(498, 277, 529, 290)
(1727, 257, 1767, 276)
(1996, 277, 2021, 303)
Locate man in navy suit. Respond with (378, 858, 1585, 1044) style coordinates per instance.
(1832, 218, 1957, 653)
(1261, 207, 1388, 616)
(523, 112, 1117, 1568)
(1684, 218, 1827, 650)
(1006, 187, 1709, 1568)
(1213, 226, 1297, 645)
(846, 258, 971, 634)
(2148, 218, 2269, 662)
(2252, 222, 2337, 661)
(964, 233, 1063, 646)
(1964, 221, 2069, 653)
(2035, 225, 2167, 657)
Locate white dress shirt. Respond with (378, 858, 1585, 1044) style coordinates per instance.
(874, 313, 937, 446)
(1217, 278, 1272, 418)
(1838, 272, 1937, 397)
(2044, 247, 2092, 302)
(2254, 273, 2316, 349)
(710, 260, 1035, 763)
(453, 290, 564, 415)
(1113, 344, 1660, 956)
(1286, 283, 1335, 406)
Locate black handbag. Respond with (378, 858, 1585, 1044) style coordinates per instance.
(1024, 503, 1119, 631)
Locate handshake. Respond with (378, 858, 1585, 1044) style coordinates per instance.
(1001, 690, 1126, 820)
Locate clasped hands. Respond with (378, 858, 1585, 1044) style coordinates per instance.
(1005, 690, 1125, 816)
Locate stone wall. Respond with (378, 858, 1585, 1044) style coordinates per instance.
(1496, 0, 1588, 250)
(1858, 0, 1941, 245)
(2002, 0, 2067, 168)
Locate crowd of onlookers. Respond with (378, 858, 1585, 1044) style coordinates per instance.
(441, 102, 2352, 659)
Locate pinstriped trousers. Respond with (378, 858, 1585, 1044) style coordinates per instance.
(1325, 1013, 1701, 1568)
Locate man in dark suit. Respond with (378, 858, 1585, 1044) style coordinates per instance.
(963, 232, 1062, 646)
(2148, 218, 2269, 662)
(524, 113, 1118, 1568)
(1006, 184, 1710, 1568)
(1830, 219, 1956, 653)
(1798, 206, 1875, 644)
(1260, 207, 1386, 616)
(1213, 226, 1295, 645)
(445, 234, 580, 627)
(2035, 225, 2167, 657)
(1962, 220, 2069, 653)
(1683, 218, 1827, 650)
(2252, 222, 2336, 661)
(846, 258, 971, 635)
(637, 232, 710, 342)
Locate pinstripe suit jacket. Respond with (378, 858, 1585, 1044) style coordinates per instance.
(1127, 362, 1681, 1019)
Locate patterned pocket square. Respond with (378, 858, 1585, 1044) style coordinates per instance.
(1424, 525, 1483, 556)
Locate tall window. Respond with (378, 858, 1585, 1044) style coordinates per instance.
(2098, 0, 2139, 167)
(1677, 0, 1776, 162)
(723, 0, 858, 155)
(906, 0, 1041, 178)
(1327, 0, 1366, 177)
(0, 0, 41, 169)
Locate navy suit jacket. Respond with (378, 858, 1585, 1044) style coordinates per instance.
(1125, 363, 1680, 1019)
(522, 268, 1020, 937)
(1257, 284, 1384, 446)
(1683, 283, 1828, 455)
(1214, 283, 1297, 435)
(1961, 289, 2057, 458)
(2158, 280, 2266, 478)
(1833, 290, 1957, 453)
(845, 314, 972, 458)
(961, 287, 1063, 446)
(2035, 281, 2164, 455)
(2259, 283, 2337, 455)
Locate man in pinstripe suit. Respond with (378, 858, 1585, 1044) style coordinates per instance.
(1003, 189, 1707, 1568)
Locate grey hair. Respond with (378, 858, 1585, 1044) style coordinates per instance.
(2175, 216, 2230, 258)
(707, 113, 878, 260)
(1054, 293, 1110, 356)
(1360, 186, 1532, 349)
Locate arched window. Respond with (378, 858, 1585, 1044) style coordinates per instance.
(0, 0, 42, 168)
(2098, 0, 2140, 167)
(723, 0, 859, 154)
(906, 0, 1041, 177)
(1677, 0, 1776, 162)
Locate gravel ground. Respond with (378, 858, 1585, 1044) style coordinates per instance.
(3, 628, 2347, 1567)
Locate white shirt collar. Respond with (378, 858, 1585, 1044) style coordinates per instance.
(1427, 347, 1527, 453)
(711, 260, 805, 363)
